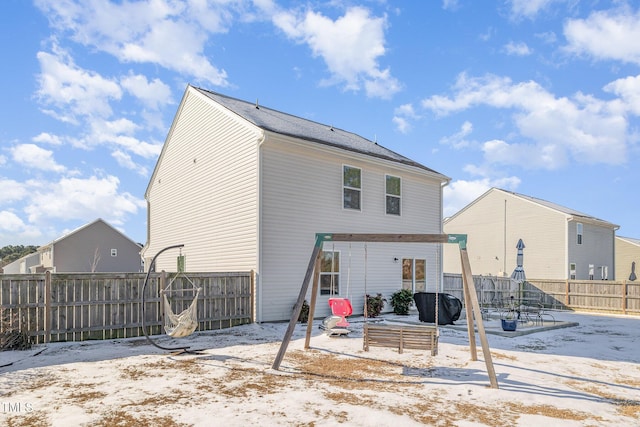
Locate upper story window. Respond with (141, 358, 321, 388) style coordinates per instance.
(320, 251, 340, 295)
(576, 223, 583, 245)
(385, 175, 401, 215)
(343, 166, 361, 210)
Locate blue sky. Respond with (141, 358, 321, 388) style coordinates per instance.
(1, 0, 639, 247)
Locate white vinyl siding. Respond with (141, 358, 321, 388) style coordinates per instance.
(145, 88, 260, 272)
(443, 190, 566, 279)
(615, 237, 640, 282)
(567, 220, 615, 280)
(260, 135, 444, 321)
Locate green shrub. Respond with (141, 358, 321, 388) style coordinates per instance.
(390, 289, 414, 315)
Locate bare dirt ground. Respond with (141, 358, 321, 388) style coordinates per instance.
(1, 311, 639, 426)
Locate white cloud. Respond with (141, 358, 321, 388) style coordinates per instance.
(120, 73, 173, 110)
(564, 6, 640, 65)
(0, 179, 28, 203)
(35, 0, 231, 87)
(604, 74, 640, 116)
(24, 175, 145, 225)
(0, 211, 43, 244)
(36, 48, 122, 123)
(508, 0, 557, 20)
(443, 176, 521, 218)
(442, 0, 460, 12)
(10, 144, 66, 173)
(392, 103, 419, 133)
(503, 41, 532, 56)
(32, 132, 64, 146)
(481, 139, 567, 169)
(0, 211, 27, 233)
(272, 6, 400, 99)
(421, 73, 629, 168)
(440, 121, 474, 149)
(112, 150, 148, 176)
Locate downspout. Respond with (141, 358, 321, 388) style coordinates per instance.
(440, 179, 450, 292)
(256, 132, 267, 323)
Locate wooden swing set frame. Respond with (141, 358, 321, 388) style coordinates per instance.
(272, 232, 499, 389)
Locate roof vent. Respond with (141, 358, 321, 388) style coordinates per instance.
(329, 125, 334, 131)
(255, 99, 259, 109)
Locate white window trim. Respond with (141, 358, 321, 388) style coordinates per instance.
(342, 164, 362, 211)
(320, 250, 341, 296)
(576, 222, 583, 245)
(385, 174, 401, 216)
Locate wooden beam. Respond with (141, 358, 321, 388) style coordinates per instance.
(326, 233, 450, 243)
(304, 253, 322, 349)
(460, 254, 477, 361)
(272, 235, 324, 370)
(460, 247, 499, 389)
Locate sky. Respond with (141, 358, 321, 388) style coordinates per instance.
(1, 0, 640, 247)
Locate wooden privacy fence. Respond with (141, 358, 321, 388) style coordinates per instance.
(443, 273, 640, 315)
(0, 271, 253, 344)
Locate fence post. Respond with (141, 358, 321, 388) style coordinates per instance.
(159, 270, 166, 333)
(622, 280, 627, 315)
(250, 269, 255, 323)
(565, 279, 569, 307)
(44, 271, 51, 343)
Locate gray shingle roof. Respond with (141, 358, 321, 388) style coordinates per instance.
(193, 86, 447, 178)
(499, 188, 617, 226)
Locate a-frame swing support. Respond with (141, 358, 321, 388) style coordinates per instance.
(271, 233, 499, 389)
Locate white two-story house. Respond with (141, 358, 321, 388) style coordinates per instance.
(142, 85, 450, 322)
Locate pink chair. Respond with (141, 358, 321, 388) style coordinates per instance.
(328, 298, 353, 328)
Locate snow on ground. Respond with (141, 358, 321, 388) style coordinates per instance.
(1, 311, 639, 426)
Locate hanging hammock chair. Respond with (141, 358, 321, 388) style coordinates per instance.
(161, 273, 201, 338)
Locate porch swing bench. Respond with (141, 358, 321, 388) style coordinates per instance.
(363, 323, 438, 356)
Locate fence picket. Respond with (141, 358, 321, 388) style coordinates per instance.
(1, 272, 252, 344)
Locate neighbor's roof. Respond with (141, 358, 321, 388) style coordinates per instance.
(617, 236, 640, 246)
(193, 86, 448, 179)
(447, 187, 618, 228)
(38, 218, 142, 250)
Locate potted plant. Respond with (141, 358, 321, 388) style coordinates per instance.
(501, 310, 518, 331)
(297, 300, 310, 323)
(365, 293, 386, 318)
(390, 289, 414, 315)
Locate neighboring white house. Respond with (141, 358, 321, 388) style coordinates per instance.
(3, 219, 143, 273)
(2, 252, 41, 274)
(615, 236, 640, 282)
(443, 188, 619, 281)
(142, 85, 450, 322)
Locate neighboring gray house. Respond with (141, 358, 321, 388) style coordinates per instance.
(615, 236, 640, 282)
(4, 219, 142, 273)
(142, 85, 450, 322)
(443, 188, 619, 281)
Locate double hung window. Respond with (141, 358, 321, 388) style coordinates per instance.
(320, 251, 340, 295)
(385, 175, 401, 215)
(343, 166, 361, 210)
